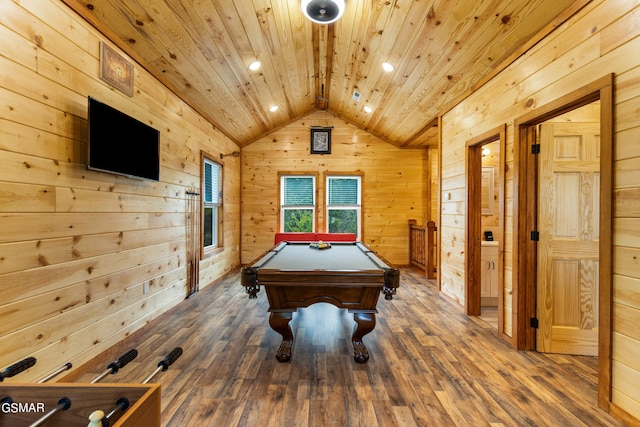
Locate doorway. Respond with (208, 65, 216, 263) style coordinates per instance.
(511, 74, 613, 409)
(465, 125, 506, 337)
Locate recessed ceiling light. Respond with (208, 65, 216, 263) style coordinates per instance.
(364, 106, 373, 113)
(249, 60, 261, 71)
(382, 61, 394, 72)
(269, 105, 279, 112)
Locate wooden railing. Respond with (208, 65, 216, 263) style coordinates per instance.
(408, 220, 437, 279)
(408, 220, 426, 270)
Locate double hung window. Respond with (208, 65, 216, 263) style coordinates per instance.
(326, 175, 361, 238)
(203, 157, 222, 249)
(280, 175, 316, 232)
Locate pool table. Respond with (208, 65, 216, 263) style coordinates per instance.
(241, 241, 400, 363)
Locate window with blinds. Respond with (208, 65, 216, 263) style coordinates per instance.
(280, 175, 315, 232)
(203, 158, 222, 249)
(326, 176, 361, 238)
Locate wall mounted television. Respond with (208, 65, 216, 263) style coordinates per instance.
(87, 96, 160, 181)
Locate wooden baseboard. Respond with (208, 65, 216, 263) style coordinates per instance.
(481, 297, 498, 306)
(610, 402, 640, 427)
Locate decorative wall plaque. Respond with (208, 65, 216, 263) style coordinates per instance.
(100, 41, 134, 97)
(310, 127, 332, 154)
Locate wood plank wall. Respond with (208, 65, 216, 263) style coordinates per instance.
(240, 110, 427, 266)
(0, 0, 240, 381)
(439, 0, 640, 421)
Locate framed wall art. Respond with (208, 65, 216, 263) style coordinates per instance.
(100, 41, 134, 97)
(310, 127, 332, 154)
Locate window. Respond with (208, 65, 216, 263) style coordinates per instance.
(326, 175, 361, 238)
(203, 156, 222, 250)
(280, 175, 315, 232)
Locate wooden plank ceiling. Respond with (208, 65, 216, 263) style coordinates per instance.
(64, 0, 580, 148)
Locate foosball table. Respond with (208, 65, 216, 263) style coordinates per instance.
(0, 383, 160, 427)
(0, 348, 181, 426)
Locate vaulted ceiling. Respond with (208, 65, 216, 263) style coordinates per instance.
(64, 0, 580, 148)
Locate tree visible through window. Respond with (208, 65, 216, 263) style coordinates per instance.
(327, 176, 361, 238)
(281, 175, 315, 232)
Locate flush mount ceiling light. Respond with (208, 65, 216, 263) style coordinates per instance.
(301, 0, 345, 24)
(382, 61, 395, 72)
(248, 60, 261, 71)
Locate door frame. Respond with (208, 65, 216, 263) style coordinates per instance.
(511, 74, 614, 410)
(465, 125, 506, 338)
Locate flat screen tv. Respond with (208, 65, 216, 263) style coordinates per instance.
(87, 96, 160, 181)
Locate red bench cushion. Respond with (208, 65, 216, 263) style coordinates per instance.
(274, 232, 357, 244)
(314, 233, 357, 242)
(274, 232, 316, 244)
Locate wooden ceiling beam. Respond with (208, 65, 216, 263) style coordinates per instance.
(313, 23, 333, 110)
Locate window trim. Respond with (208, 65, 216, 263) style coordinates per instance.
(201, 150, 223, 258)
(278, 172, 318, 233)
(324, 172, 363, 239)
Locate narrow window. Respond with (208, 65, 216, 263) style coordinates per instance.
(203, 157, 222, 250)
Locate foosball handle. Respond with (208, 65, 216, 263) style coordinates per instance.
(141, 347, 183, 384)
(90, 349, 138, 384)
(0, 357, 36, 382)
(108, 349, 138, 374)
(159, 347, 183, 371)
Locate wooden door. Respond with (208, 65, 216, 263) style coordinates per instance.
(537, 123, 600, 355)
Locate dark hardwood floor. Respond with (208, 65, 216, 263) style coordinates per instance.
(73, 268, 625, 426)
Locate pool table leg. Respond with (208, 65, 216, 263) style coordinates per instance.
(352, 312, 376, 363)
(269, 311, 294, 362)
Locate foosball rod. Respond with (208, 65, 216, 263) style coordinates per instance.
(87, 396, 130, 427)
(90, 349, 138, 384)
(87, 348, 182, 426)
(0, 356, 36, 382)
(101, 397, 129, 427)
(141, 347, 183, 384)
(37, 362, 72, 383)
(27, 397, 71, 427)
